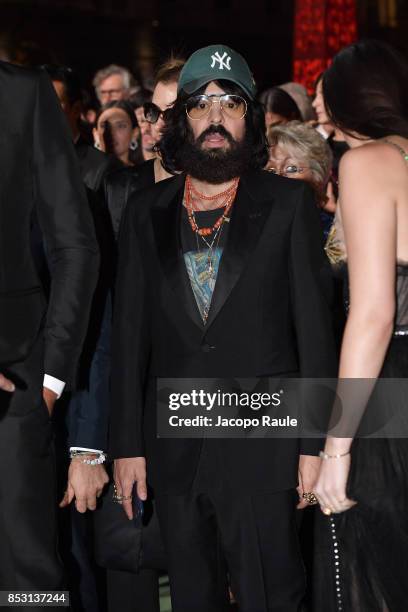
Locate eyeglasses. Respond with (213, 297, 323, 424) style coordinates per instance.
(143, 102, 165, 124)
(99, 87, 125, 98)
(267, 164, 309, 176)
(185, 94, 247, 121)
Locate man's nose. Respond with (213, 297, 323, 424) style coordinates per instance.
(208, 100, 223, 124)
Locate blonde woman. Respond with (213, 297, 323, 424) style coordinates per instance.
(268, 121, 334, 234)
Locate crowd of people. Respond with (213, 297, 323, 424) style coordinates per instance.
(1, 37, 408, 612)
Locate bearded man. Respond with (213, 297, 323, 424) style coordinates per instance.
(110, 45, 336, 612)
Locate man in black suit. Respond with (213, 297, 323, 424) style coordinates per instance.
(0, 61, 99, 594)
(43, 64, 117, 612)
(45, 64, 121, 194)
(111, 45, 336, 611)
(43, 64, 117, 502)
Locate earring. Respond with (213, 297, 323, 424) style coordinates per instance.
(94, 141, 101, 150)
(129, 140, 138, 151)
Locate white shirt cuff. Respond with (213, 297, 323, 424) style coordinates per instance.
(70, 447, 104, 454)
(43, 374, 65, 399)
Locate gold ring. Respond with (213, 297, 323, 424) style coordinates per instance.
(112, 487, 124, 503)
(121, 495, 133, 501)
(322, 506, 332, 516)
(113, 484, 124, 501)
(302, 492, 318, 505)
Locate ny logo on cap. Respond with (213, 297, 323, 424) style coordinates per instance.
(210, 51, 231, 71)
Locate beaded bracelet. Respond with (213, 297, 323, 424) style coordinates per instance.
(319, 450, 350, 460)
(70, 450, 106, 465)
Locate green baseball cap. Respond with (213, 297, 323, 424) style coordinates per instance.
(178, 44, 256, 100)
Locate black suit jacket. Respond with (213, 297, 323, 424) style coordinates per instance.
(104, 159, 155, 239)
(110, 170, 337, 494)
(68, 159, 154, 449)
(75, 137, 121, 195)
(0, 61, 99, 385)
(68, 160, 155, 449)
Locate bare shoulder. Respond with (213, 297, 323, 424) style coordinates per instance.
(338, 141, 406, 221)
(340, 140, 406, 176)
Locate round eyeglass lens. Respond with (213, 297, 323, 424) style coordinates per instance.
(285, 165, 302, 174)
(220, 95, 247, 119)
(186, 96, 212, 120)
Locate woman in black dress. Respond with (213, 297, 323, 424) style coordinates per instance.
(314, 40, 408, 611)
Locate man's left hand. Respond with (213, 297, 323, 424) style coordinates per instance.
(297, 454, 321, 509)
(60, 457, 109, 513)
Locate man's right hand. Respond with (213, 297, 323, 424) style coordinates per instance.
(0, 373, 15, 392)
(114, 457, 147, 520)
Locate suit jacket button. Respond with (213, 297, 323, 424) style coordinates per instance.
(202, 343, 215, 352)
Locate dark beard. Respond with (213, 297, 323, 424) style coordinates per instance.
(178, 124, 254, 184)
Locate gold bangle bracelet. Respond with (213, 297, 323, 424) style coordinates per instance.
(319, 450, 350, 460)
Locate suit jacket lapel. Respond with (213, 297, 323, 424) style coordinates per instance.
(204, 173, 274, 330)
(151, 175, 204, 329)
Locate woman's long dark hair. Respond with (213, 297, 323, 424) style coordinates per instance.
(158, 80, 269, 175)
(258, 86, 302, 122)
(323, 39, 408, 140)
(95, 100, 143, 165)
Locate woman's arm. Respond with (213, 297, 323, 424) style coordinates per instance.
(315, 142, 400, 513)
(326, 143, 397, 454)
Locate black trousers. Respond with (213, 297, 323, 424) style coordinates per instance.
(107, 569, 159, 612)
(0, 336, 63, 607)
(155, 441, 306, 612)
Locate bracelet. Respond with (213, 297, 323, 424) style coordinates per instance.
(319, 450, 350, 460)
(70, 450, 107, 465)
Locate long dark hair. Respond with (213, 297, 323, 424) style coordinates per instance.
(323, 39, 408, 139)
(95, 100, 138, 129)
(158, 80, 269, 175)
(258, 86, 302, 122)
(95, 100, 142, 165)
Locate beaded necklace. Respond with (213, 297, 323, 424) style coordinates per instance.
(184, 176, 239, 302)
(185, 175, 239, 236)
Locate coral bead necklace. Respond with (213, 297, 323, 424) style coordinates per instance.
(184, 175, 240, 299)
(185, 175, 239, 237)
